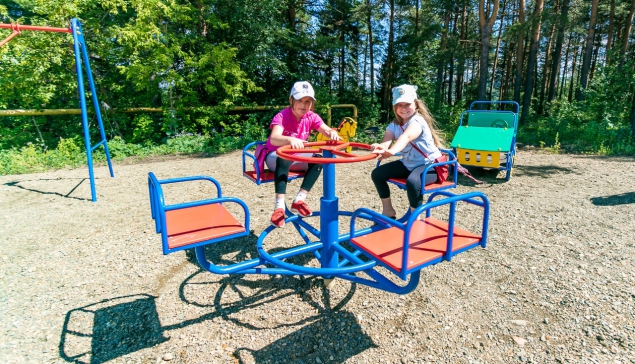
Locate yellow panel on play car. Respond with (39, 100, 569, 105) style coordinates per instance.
(457, 148, 501, 168)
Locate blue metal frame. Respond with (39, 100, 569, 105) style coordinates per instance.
(458, 110, 518, 130)
(469, 100, 520, 113)
(150, 145, 490, 295)
(148, 172, 251, 255)
(70, 19, 114, 202)
(349, 191, 489, 281)
(242, 141, 305, 185)
(376, 148, 459, 194)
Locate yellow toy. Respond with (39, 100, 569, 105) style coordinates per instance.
(316, 117, 357, 152)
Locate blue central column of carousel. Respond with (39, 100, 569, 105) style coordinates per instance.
(320, 150, 338, 270)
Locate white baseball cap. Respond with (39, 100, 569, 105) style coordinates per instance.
(392, 84, 418, 105)
(290, 81, 316, 101)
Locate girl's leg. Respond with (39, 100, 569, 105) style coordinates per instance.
(298, 162, 323, 192)
(268, 151, 316, 224)
(270, 154, 293, 227)
(406, 164, 438, 217)
(370, 160, 410, 217)
(291, 162, 323, 216)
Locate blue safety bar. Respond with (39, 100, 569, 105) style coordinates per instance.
(349, 191, 490, 281)
(469, 100, 520, 113)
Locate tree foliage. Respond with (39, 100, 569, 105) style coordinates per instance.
(1, 0, 635, 161)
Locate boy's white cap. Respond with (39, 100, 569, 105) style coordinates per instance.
(392, 84, 418, 105)
(290, 81, 316, 101)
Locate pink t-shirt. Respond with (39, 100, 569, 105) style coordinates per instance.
(265, 108, 324, 151)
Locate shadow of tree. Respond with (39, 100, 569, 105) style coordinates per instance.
(511, 164, 576, 178)
(591, 192, 635, 206)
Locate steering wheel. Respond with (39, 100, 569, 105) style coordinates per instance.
(491, 119, 508, 128)
(276, 141, 377, 164)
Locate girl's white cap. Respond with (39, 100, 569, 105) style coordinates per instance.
(392, 84, 418, 105)
(290, 81, 316, 100)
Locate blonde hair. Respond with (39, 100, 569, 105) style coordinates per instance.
(392, 99, 445, 147)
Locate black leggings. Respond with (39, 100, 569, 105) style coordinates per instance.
(371, 160, 438, 208)
(274, 157, 323, 194)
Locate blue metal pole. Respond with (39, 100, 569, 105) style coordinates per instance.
(72, 18, 114, 179)
(320, 150, 338, 270)
(70, 20, 97, 202)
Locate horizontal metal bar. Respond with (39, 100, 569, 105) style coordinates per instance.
(0, 23, 72, 33)
(0, 105, 358, 117)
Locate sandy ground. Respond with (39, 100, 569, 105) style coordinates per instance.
(1, 147, 634, 364)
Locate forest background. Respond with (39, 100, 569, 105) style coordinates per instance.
(1, 0, 634, 174)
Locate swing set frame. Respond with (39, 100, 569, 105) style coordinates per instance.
(0, 18, 114, 202)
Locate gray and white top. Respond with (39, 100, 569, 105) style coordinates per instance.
(385, 114, 442, 171)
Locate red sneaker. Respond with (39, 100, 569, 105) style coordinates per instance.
(270, 208, 286, 228)
(290, 200, 312, 217)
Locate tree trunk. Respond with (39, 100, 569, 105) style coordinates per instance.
(576, 0, 599, 101)
(533, 60, 539, 99)
(548, 0, 569, 103)
(287, 1, 298, 75)
(362, 40, 368, 102)
(620, 0, 635, 68)
(513, 0, 526, 104)
(477, 0, 500, 101)
(520, 0, 544, 124)
(340, 28, 345, 95)
(538, 20, 557, 114)
(456, 6, 468, 104)
(448, 10, 458, 105)
(489, 0, 507, 100)
(631, 90, 635, 140)
(606, 0, 615, 64)
(590, 31, 601, 81)
(435, 11, 451, 108)
(501, 42, 513, 99)
(366, 0, 375, 101)
(414, 0, 419, 37)
(568, 42, 580, 102)
(382, 0, 395, 120)
(560, 33, 574, 99)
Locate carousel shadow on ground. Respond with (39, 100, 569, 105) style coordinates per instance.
(591, 192, 635, 206)
(60, 259, 358, 363)
(4, 178, 90, 201)
(234, 310, 376, 363)
(184, 228, 317, 270)
(59, 294, 168, 364)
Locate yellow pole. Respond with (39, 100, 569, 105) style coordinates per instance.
(0, 104, 359, 125)
(326, 104, 358, 126)
(0, 108, 166, 116)
(0, 109, 84, 116)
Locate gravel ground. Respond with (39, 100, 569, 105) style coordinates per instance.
(1, 146, 634, 364)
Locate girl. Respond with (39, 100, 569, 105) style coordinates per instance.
(264, 81, 341, 228)
(371, 84, 446, 219)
